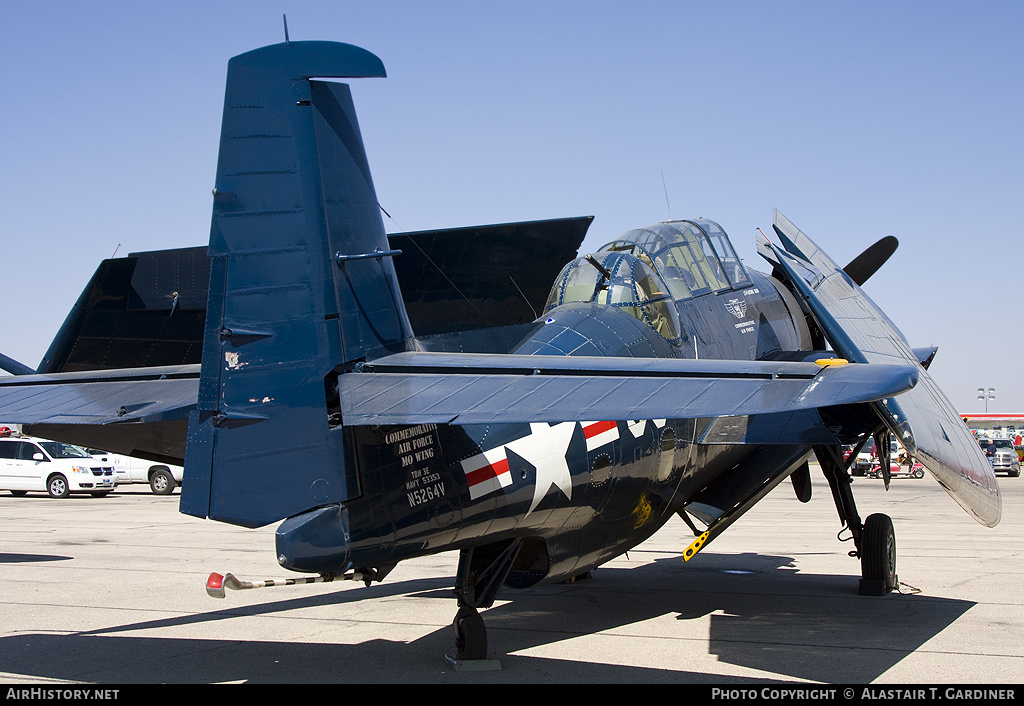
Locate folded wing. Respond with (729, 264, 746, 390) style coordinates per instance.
(766, 210, 1000, 527)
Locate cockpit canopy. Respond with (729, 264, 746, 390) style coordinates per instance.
(544, 251, 681, 344)
(542, 219, 747, 346)
(598, 219, 749, 300)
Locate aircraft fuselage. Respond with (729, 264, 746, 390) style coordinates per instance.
(276, 262, 814, 588)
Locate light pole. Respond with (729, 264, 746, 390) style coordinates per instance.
(978, 387, 995, 413)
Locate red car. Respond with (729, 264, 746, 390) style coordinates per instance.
(866, 462, 925, 479)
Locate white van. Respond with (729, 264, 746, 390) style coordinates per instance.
(0, 436, 117, 498)
(86, 450, 183, 495)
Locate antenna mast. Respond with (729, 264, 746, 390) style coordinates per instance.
(661, 170, 672, 221)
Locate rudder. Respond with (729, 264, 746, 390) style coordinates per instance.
(181, 42, 413, 527)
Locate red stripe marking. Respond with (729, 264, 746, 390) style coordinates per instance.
(466, 458, 510, 486)
(583, 420, 616, 439)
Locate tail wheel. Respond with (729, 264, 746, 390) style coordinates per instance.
(860, 513, 896, 593)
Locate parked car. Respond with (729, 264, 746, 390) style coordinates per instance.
(978, 438, 1021, 477)
(85, 450, 184, 494)
(850, 434, 900, 476)
(0, 436, 117, 497)
(851, 438, 875, 476)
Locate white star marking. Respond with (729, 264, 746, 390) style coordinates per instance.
(627, 420, 647, 437)
(504, 422, 577, 516)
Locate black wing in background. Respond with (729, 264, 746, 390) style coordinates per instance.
(388, 216, 592, 337)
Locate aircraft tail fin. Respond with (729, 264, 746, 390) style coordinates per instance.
(181, 42, 413, 527)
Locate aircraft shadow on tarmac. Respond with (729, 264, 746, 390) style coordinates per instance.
(1, 551, 972, 683)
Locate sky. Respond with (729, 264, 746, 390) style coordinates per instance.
(1, 0, 1021, 414)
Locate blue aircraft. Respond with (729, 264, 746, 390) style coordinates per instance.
(0, 40, 1000, 662)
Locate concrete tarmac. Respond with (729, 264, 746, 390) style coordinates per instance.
(1, 467, 1021, 684)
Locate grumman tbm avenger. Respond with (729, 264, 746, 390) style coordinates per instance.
(0, 39, 1001, 664)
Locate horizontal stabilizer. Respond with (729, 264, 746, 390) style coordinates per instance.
(0, 365, 199, 461)
(766, 210, 1000, 527)
(336, 351, 918, 425)
(0, 365, 199, 423)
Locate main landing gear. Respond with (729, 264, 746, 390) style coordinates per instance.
(453, 606, 488, 662)
(448, 538, 524, 669)
(814, 444, 898, 595)
(859, 512, 897, 594)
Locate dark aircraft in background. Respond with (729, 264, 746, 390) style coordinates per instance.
(0, 40, 1000, 662)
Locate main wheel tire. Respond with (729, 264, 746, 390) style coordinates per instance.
(454, 607, 487, 661)
(47, 474, 70, 499)
(9, 490, 27, 497)
(150, 468, 176, 495)
(861, 513, 896, 592)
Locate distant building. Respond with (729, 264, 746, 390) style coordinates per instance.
(961, 414, 1024, 439)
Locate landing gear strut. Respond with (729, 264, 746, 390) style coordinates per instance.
(814, 444, 897, 595)
(449, 538, 523, 667)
